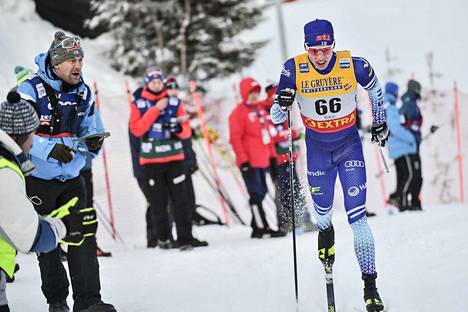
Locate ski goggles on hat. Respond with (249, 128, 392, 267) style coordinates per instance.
(305, 43, 334, 57)
(55, 37, 81, 50)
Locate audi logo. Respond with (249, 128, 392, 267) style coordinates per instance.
(345, 160, 365, 168)
(348, 187, 360, 197)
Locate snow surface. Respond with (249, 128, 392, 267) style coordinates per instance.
(1, 0, 468, 311)
(9, 204, 468, 311)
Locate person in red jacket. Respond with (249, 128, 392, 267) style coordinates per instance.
(264, 82, 316, 233)
(129, 68, 207, 250)
(229, 77, 283, 238)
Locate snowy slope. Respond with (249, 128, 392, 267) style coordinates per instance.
(8, 204, 468, 311)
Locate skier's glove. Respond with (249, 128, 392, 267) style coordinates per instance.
(371, 122, 389, 147)
(86, 137, 104, 151)
(49, 144, 74, 163)
(240, 162, 253, 177)
(278, 88, 295, 110)
(48, 197, 98, 246)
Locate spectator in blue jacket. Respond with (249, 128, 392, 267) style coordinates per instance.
(17, 31, 115, 312)
(384, 82, 421, 211)
(400, 80, 423, 145)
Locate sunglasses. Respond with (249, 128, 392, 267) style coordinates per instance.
(55, 37, 81, 50)
(305, 43, 334, 57)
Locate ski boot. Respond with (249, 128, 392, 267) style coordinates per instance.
(49, 300, 70, 312)
(363, 274, 384, 312)
(318, 226, 335, 269)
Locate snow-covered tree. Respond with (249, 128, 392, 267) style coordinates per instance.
(87, 0, 267, 81)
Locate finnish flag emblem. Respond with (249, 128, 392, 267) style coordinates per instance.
(299, 63, 309, 73)
(340, 58, 351, 69)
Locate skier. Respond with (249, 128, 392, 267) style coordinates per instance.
(229, 77, 284, 238)
(384, 82, 418, 211)
(129, 68, 207, 251)
(0, 91, 97, 312)
(17, 31, 115, 312)
(399, 79, 423, 210)
(270, 19, 387, 311)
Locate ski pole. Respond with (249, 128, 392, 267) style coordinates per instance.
(196, 162, 246, 225)
(287, 108, 299, 304)
(94, 201, 125, 244)
(379, 148, 389, 174)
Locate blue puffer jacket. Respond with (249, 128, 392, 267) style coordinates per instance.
(17, 53, 98, 181)
(385, 94, 417, 159)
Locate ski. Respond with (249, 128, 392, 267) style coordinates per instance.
(324, 264, 336, 312)
(318, 226, 336, 311)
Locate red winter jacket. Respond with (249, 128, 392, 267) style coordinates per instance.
(229, 77, 277, 168)
(129, 87, 191, 164)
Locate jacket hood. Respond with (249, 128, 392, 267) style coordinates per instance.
(35, 52, 85, 93)
(239, 77, 261, 103)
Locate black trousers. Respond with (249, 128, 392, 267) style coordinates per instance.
(80, 169, 94, 208)
(394, 154, 423, 210)
(136, 177, 158, 241)
(144, 161, 193, 245)
(241, 168, 270, 231)
(26, 176, 101, 311)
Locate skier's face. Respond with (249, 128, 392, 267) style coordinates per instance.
(148, 79, 164, 93)
(53, 56, 83, 85)
(306, 43, 334, 70)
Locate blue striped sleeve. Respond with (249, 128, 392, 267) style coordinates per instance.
(353, 57, 385, 124)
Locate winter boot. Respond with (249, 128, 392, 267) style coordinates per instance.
(49, 300, 70, 312)
(191, 238, 208, 248)
(265, 227, 287, 238)
(250, 229, 264, 239)
(157, 239, 172, 250)
(318, 226, 335, 269)
(96, 246, 112, 257)
(363, 274, 384, 312)
(0, 305, 10, 312)
(76, 301, 116, 312)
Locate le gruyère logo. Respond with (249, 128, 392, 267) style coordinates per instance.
(300, 76, 344, 93)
